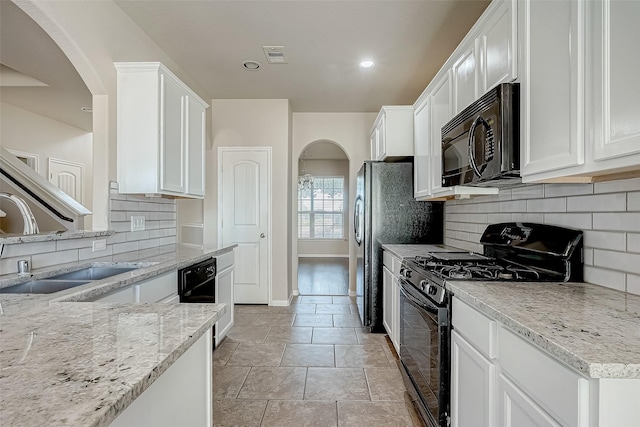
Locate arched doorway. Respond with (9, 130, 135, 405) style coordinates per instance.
(296, 140, 350, 296)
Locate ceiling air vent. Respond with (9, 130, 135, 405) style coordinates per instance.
(262, 46, 287, 64)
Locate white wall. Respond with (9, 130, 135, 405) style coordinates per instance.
(204, 99, 292, 304)
(445, 178, 640, 296)
(292, 113, 376, 295)
(297, 159, 349, 257)
(1, 102, 93, 221)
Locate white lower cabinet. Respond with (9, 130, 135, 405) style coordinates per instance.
(499, 374, 561, 427)
(91, 271, 178, 304)
(382, 251, 400, 354)
(109, 329, 212, 427)
(215, 250, 235, 346)
(451, 331, 496, 427)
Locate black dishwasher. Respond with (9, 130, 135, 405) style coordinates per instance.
(178, 257, 216, 303)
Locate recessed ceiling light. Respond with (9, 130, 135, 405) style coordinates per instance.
(243, 60, 261, 71)
(360, 60, 375, 68)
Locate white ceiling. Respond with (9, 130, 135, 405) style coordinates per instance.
(0, 0, 490, 132)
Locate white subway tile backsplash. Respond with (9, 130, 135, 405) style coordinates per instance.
(111, 200, 139, 211)
(0, 256, 24, 275)
(627, 274, 640, 296)
(515, 213, 545, 223)
(158, 236, 176, 246)
(543, 213, 592, 230)
(138, 239, 161, 250)
(627, 192, 640, 211)
(110, 211, 127, 222)
(584, 266, 626, 292)
(78, 245, 114, 261)
(511, 184, 544, 200)
(583, 231, 626, 251)
(487, 213, 513, 223)
(544, 183, 593, 198)
(112, 241, 139, 255)
(126, 231, 151, 242)
(593, 249, 640, 276)
(3, 241, 56, 258)
(628, 234, 640, 253)
(567, 193, 626, 212)
(593, 213, 640, 232)
(149, 211, 176, 221)
(526, 198, 567, 213)
(583, 248, 594, 266)
(106, 233, 127, 245)
(56, 239, 93, 251)
(594, 177, 640, 194)
(32, 249, 79, 269)
(499, 200, 527, 212)
(446, 222, 480, 233)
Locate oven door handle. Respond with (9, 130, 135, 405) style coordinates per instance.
(399, 280, 439, 313)
(181, 275, 215, 297)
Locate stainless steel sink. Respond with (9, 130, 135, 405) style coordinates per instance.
(0, 280, 90, 294)
(48, 266, 139, 281)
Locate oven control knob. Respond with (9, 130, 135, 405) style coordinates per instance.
(419, 280, 428, 291)
(401, 269, 412, 279)
(427, 284, 438, 296)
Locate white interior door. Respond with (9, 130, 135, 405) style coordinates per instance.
(220, 148, 270, 304)
(48, 158, 84, 204)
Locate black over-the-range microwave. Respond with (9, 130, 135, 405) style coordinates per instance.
(441, 82, 520, 187)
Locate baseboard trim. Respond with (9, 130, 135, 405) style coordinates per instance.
(292, 289, 300, 296)
(270, 299, 291, 307)
(298, 254, 349, 258)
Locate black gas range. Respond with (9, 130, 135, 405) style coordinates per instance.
(398, 222, 583, 427)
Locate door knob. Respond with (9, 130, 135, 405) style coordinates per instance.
(260, 233, 266, 238)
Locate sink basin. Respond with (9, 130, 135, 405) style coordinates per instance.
(48, 266, 139, 281)
(0, 280, 90, 294)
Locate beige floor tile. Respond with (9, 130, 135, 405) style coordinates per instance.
(333, 313, 363, 327)
(213, 341, 239, 366)
(365, 367, 407, 401)
(335, 344, 392, 368)
(273, 304, 317, 314)
(213, 399, 267, 427)
(355, 328, 389, 345)
(293, 314, 334, 327)
(332, 296, 354, 304)
(281, 344, 335, 367)
(312, 328, 358, 345)
(235, 305, 272, 314)
(265, 326, 313, 344)
(261, 400, 338, 427)
(237, 367, 307, 400)
(226, 326, 271, 343)
(316, 304, 352, 314)
(226, 343, 286, 367)
(213, 366, 251, 399)
(233, 313, 260, 326)
(300, 296, 333, 304)
(253, 313, 296, 327)
(337, 401, 414, 427)
(304, 367, 370, 401)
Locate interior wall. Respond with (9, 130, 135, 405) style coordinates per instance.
(15, 0, 212, 230)
(1, 102, 93, 223)
(292, 113, 376, 295)
(297, 159, 349, 257)
(444, 177, 640, 296)
(204, 99, 292, 304)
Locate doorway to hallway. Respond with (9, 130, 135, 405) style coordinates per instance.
(297, 257, 349, 296)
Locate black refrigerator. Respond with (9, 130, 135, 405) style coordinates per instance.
(354, 161, 443, 332)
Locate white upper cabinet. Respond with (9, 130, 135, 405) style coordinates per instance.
(429, 70, 454, 197)
(370, 106, 414, 161)
(413, 93, 431, 199)
(521, 0, 640, 183)
(115, 62, 209, 198)
(453, 45, 478, 114)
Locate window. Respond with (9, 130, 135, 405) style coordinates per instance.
(298, 176, 344, 239)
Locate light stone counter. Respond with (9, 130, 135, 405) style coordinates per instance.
(0, 301, 225, 427)
(0, 243, 235, 426)
(381, 244, 463, 260)
(447, 280, 640, 379)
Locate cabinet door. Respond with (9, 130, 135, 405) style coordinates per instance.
(92, 285, 135, 303)
(215, 266, 234, 346)
(160, 74, 186, 194)
(370, 127, 379, 160)
(186, 96, 206, 197)
(591, 0, 640, 162)
(520, 0, 585, 176)
(430, 71, 453, 196)
(451, 331, 496, 427)
(377, 113, 387, 160)
(453, 44, 478, 113)
(413, 95, 431, 199)
(391, 275, 400, 354)
(137, 271, 178, 303)
(499, 375, 561, 427)
(479, 0, 517, 93)
(382, 266, 393, 336)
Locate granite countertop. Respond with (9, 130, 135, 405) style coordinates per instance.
(0, 243, 235, 426)
(447, 280, 640, 379)
(381, 244, 463, 260)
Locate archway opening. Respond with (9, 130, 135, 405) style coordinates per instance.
(296, 140, 350, 296)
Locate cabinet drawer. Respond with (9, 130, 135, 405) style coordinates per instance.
(498, 326, 589, 427)
(452, 297, 497, 359)
(382, 251, 402, 276)
(137, 271, 178, 303)
(216, 251, 234, 272)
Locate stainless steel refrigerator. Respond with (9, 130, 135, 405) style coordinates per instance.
(354, 161, 443, 332)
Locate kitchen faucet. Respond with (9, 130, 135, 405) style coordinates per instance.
(0, 192, 39, 235)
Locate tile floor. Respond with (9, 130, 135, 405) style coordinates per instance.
(213, 295, 419, 427)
